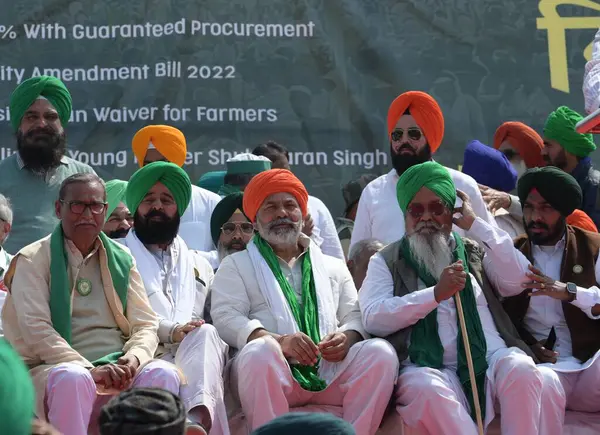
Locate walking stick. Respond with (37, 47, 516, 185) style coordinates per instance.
(455, 291, 485, 435)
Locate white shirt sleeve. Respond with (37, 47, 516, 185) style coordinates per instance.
(309, 197, 345, 261)
(359, 253, 438, 337)
(570, 260, 600, 319)
(508, 195, 523, 219)
(333, 261, 368, 339)
(349, 188, 372, 251)
(584, 28, 600, 114)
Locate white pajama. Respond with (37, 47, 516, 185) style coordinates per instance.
(232, 336, 398, 435)
(161, 324, 230, 435)
(45, 360, 180, 435)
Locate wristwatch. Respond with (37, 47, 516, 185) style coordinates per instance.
(566, 282, 577, 302)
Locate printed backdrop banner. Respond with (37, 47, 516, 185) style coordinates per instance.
(0, 0, 598, 215)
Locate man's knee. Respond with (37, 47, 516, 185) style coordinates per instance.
(236, 337, 283, 373)
(359, 338, 399, 377)
(496, 353, 543, 389)
(47, 363, 95, 393)
(397, 367, 451, 403)
(537, 366, 566, 404)
(138, 360, 182, 393)
(185, 323, 219, 342)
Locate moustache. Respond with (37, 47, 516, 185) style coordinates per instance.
(415, 221, 442, 232)
(108, 228, 130, 239)
(527, 221, 549, 231)
(144, 210, 170, 221)
(267, 218, 296, 230)
(395, 143, 416, 154)
(25, 127, 57, 139)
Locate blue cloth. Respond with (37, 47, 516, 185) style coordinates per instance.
(462, 140, 517, 192)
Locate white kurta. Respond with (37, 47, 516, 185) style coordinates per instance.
(359, 235, 565, 435)
(307, 195, 345, 261)
(349, 168, 497, 251)
(0, 247, 13, 336)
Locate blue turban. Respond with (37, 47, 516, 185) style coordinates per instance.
(462, 140, 517, 192)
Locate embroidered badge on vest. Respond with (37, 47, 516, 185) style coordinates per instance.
(573, 265, 583, 274)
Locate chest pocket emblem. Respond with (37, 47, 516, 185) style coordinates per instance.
(573, 265, 583, 274)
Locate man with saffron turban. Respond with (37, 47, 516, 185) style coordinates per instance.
(350, 91, 495, 251)
(211, 169, 398, 434)
(120, 162, 229, 435)
(0, 76, 95, 253)
(1, 173, 181, 435)
(360, 162, 565, 435)
(131, 125, 221, 267)
(103, 179, 133, 239)
(470, 166, 600, 419)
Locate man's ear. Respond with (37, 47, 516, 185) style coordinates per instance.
(54, 200, 62, 219)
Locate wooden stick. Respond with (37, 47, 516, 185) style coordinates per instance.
(455, 291, 485, 435)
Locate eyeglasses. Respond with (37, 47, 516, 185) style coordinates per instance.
(221, 222, 254, 235)
(406, 201, 447, 219)
(60, 200, 107, 215)
(391, 128, 423, 142)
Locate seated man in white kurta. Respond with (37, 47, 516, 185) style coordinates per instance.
(359, 162, 565, 435)
(120, 161, 229, 435)
(1, 173, 181, 435)
(211, 169, 398, 435)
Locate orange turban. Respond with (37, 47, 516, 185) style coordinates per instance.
(132, 125, 187, 168)
(567, 209, 598, 233)
(387, 91, 445, 153)
(493, 122, 544, 168)
(243, 169, 309, 222)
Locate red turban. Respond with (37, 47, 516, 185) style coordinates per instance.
(386, 91, 445, 153)
(243, 169, 309, 222)
(567, 209, 598, 233)
(493, 122, 545, 168)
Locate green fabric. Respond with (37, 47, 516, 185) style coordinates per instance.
(226, 160, 272, 175)
(10, 75, 72, 131)
(197, 170, 226, 193)
(0, 155, 95, 254)
(396, 161, 456, 213)
(218, 183, 242, 197)
(105, 179, 128, 221)
(544, 106, 596, 157)
(126, 161, 191, 216)
(254, 235, 326, 392)
(400, 233, 488, 422)
(517, 166, 582, 216)
(210, 192, 248, 246)
(0, 338, 35, 435)
(49, 224, 132, 365)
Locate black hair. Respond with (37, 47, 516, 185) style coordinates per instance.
(252, 141, 290, 161)
(223, 172, 256, 190)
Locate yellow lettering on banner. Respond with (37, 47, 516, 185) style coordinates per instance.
(537, 0, 600, 93)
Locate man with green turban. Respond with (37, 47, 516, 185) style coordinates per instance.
(210, 192, 253, 264)
(542, 105, 600, 228)
(0, 75, 95, 253)
(197, 171, 226, 194)
(103, 180, 133, 240)
(360, 161, 562, 435)
(121, 161, 229, 435)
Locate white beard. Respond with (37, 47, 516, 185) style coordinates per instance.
(407, 231, 453, 280)
(512, 159, 528, 179)
(256, 217, 303, 248)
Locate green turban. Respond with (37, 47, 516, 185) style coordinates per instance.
(517, 166, 582, 216)
(397, 161, 456, 213)
(0, 339, 35, 435)
(126, 161, 191, 216)
(105, 179, 128, 221)
(544, 106, 596, 157)
(10, 76, 72, 131)
(197, 171, 226, 194)
(210, 192, 248, 246)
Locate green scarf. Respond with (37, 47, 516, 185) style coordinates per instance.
(254, 235, 326, 392)
(401, 233, 488, 421)
(49, 224, 133, 366)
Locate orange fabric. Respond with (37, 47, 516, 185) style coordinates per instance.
(243, 169, 309, 222)
(493, 122, 545, 168)
(567, 210, 598, 233)
(132, 125, 187, 168)
(386, 91, 445, 153)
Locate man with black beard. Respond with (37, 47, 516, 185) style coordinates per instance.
(0, 76, 95, 253)
(350, 91, 494, 251)
(120, 162, 230, 435)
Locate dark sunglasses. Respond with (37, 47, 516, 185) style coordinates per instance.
(60, 200, 107, 215)
(406, 201, 447, 219)
(221, 222, 254, 235)
(391, 128, 423, 142)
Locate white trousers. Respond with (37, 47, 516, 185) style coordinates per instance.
(162, 324, 230, 435)
(396, 348, 566, 435)
(46, 359, 181, 435)
(232, 336, 398, 435)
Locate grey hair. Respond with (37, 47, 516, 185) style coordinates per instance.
(0, 194, 13, 224)
(58, 173, 106, 200)
(348, 238, 385, 262)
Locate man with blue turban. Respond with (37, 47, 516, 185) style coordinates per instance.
(360, 161, 565, 435)
(121, 161, 229, 435)
(0, 76, 95, 253)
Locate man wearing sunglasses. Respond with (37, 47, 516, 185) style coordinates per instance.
(360, 162, 564, 435)
(121, 162, 229, 435)
(210, 192, 253, 264)
(350, 91, 495, 252)
(1, 173, 182, 435)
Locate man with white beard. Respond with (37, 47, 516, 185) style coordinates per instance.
(359, 161, 565, 435)
(211, 169, 398, 435)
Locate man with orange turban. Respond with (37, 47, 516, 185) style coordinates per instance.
(131, 125, 221, 268)
(350, 91, 496, 251)
(493, 122, 545, 174)
(211, 169, 398, 434)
